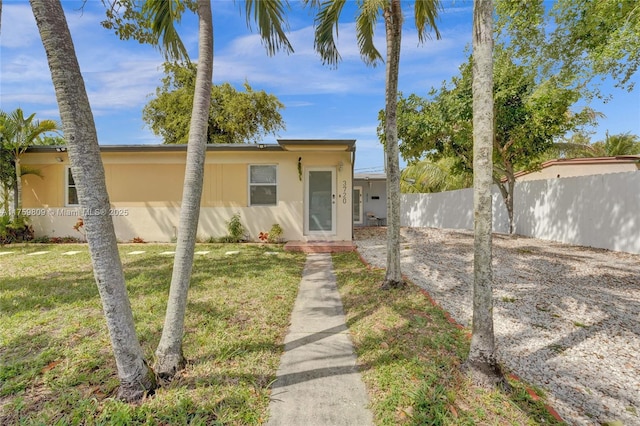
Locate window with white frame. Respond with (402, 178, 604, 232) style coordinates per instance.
(66, 168, 79, 206)
(249, 165, 277, 206)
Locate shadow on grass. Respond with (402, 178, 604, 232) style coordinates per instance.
(332, 251, 565, 425)
(1, 244, 305, 425)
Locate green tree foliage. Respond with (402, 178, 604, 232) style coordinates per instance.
(497, 0, 640, 95)
(38, 135, 66, 146)
(540, 131, 640, 161)
(540, 131, 597, 161)
(0, 108, 58, 219)
(142, 62, 286, 145)
(591, 132, 640, 156)
(400, 157, 471, 193)
(101, 0, 190, 61)
(395, 47, 598, 233)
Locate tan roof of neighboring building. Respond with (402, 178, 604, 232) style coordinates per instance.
(511, 156, 640, 181)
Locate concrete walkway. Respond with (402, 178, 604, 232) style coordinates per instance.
(266, 253, 373, 426)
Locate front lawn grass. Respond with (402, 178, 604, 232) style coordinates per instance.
(0, 244, 305, 425)
(2, 244, 565, 425)
(333, 252, 565, 425)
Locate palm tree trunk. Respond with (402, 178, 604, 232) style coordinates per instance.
(381, 0, 404, 290)
(462, 0, 508, 389)
(2, 183, 9, 216)
(30, 0, 155, 402)
(14, 156, 21, 219)
(154, 0, 213, 379)
(503, 158, 515, 234)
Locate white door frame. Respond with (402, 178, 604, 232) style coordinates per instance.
(353, 185, 363, 225)
(304, 167, 336, 236)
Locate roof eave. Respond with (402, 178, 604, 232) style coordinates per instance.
(277, 139, 356, 152)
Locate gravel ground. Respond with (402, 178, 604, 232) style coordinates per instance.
(354, 226, 640, 426)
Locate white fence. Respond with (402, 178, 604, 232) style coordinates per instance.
(401, 171, 640, 254)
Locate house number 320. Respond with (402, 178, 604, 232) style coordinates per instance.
(342, 180, 347, 204)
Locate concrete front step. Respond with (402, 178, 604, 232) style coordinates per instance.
(283, 241, 356, 253)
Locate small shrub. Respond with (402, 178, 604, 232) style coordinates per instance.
(217, 235, 240, 243)
(224, 213, 246, 243)
(131, 237, 145, 244)
(0, 214, 34, 244)
(267, 223, 284, 243)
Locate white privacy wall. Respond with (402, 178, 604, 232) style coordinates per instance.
(401, 187, 510, 233)
(401, 171, 640, 254)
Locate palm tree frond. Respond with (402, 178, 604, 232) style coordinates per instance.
(604, 131, 640, 156)
(401, 160, 448, 193)
(414, 0, 442, 42)
(244, 0, 294, 56)
(26, 120, 58, 144)
(143, 0, 190, 62)
(0, 108, 59, 155)
(313, 0, 347, 66)
(356, 0, 383, 66)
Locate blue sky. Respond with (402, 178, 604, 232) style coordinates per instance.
(1, 1, 638, 173)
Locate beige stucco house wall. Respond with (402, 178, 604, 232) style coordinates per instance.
(514, 156, 640, 182)
(21, 139, 356, 242)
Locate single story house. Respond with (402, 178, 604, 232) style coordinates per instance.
(353, 173, 387, 226)
(513, 156, 640, 181)
(20, 139, 356, 243)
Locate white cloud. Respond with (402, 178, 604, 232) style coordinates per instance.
(335, 125, 379, 136)
(0, 4, 40, 48)
(207, 8, 472, 99)
(84, 59, 164, 109)
(0, 1, 165, 113)
(1, 53, 53, 84)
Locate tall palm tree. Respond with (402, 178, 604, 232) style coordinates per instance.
(307, 0, 441, 289)
(0, 108, 58, 219)
(538, 130, 639, 162)
(30, 0, 156, 402)
(150, 0, 214, 379)
(147, 0, 293, 379)
(0, 147, 17, 216)
(462, 0, 508, 389)
(593, 131, 640, 156)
